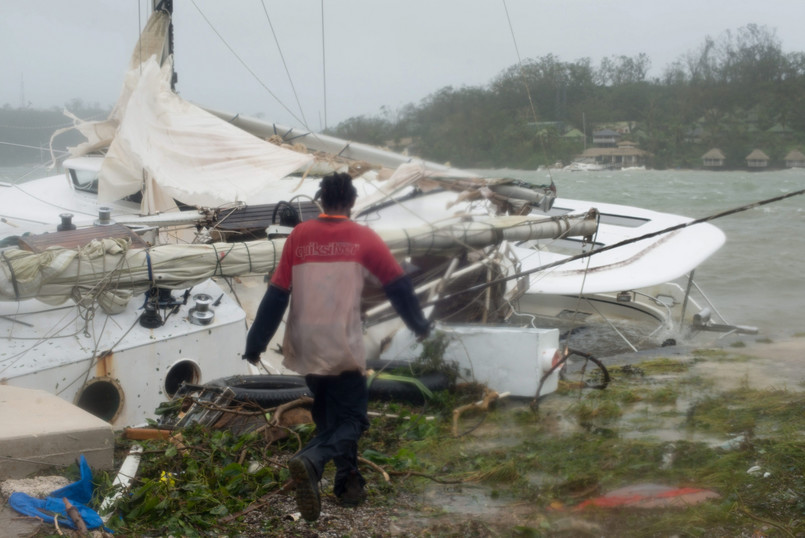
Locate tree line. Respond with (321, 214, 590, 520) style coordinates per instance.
(327, 24, 805, 170)
(0, 100, 109, 166)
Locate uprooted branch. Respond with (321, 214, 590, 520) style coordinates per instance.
(452, 389, 506, 436)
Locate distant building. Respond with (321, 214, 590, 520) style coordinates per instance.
(685, 125, 705, 144)
(745, 149, 770, 169)
(767, 123, 794, 137)
(562, 128, 585, 141)
(701, 148, 726, 168)
(784, 149, 805, 168)
(575, 141, 649, 169)
(528, 121, 566, 133)
(596, 122, 633, 135)
(592, 129, 621, 147)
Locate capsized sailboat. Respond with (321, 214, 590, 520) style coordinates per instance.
(0, 206, 597, 425)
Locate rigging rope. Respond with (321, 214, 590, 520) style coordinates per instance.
(501, 0, 538, 126)
(444, 187, 805, 302)
(259, 0, 309, 128)
(189, 0, 308, 129)
(321, 0, 327, 129)
(501, 0, 554, 183)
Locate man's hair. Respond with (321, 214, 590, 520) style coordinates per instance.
(316, 172, 357, 211)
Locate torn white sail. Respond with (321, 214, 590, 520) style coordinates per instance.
(99, 56, 314, 213)
(56, 10, 314, 214)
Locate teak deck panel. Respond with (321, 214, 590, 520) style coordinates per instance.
(19, 223, 148, 252)
(214, 202, 320, 231)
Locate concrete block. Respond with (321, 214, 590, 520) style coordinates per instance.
(0, 386, 114, 479)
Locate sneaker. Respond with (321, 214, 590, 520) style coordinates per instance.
(288, 456, 321, 521)
(337, 473, 366, 508)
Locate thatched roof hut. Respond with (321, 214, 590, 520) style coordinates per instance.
(576, 146, 650, 169)
(745, 149, 769, 168)
(702, 148, 726, 167)
(784, 149, 805, 168)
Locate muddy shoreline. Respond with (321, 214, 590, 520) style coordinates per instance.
(8, 337, 805, 537)
(249, 337, 805, 536)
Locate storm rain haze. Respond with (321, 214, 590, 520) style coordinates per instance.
(2, 0, 805, 129)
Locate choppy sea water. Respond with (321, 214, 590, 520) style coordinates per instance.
(3, 163, 804, 340)
(480, 167, 805, 341)
(0, 162, 55, 184)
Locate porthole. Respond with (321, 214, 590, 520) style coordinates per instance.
(74, 377, 124, 423)
(164, 359, 201, 397)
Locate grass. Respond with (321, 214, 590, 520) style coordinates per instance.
(401, 348, 805, 535)
(28, 345, 805, 536)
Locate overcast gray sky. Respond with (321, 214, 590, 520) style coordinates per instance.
(3, 1, 805, 130)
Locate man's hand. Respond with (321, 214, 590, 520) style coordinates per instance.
(416, 322, 433, 342)
(242, 353, 261, 365)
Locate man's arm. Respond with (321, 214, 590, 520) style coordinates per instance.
(243, 284, 290, 364)
(383, 276, 431, 338)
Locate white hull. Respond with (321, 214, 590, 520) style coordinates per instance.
(0, 279, 252, 427)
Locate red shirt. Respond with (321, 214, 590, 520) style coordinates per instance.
(271, 216, 404, 375)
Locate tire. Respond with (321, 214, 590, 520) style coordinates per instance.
(365, 359, 450, 405)
(206, 375, 311, 408)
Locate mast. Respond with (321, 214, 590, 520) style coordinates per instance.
(153, 0, 176, 89)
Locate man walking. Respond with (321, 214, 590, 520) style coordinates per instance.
(243, 172, 431, 521)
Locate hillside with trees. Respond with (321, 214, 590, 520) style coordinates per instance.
(0, 100, 109, 166)
(327, 24, 805, 170)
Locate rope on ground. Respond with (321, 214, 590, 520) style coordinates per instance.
(531, 348, 609, 413)
(358, 456, 391, 483)
(452, 389, 506, 437)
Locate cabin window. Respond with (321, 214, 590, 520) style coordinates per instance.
(548, 207, 648, 228)
(546, 206, 573, 216)
(68, 167, 143, 204)
(521, 237, 604, 256)
(69, 168, 99, 194)
(598, 213, 648, 228)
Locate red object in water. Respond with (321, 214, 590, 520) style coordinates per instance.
(574, 483, 720, 510)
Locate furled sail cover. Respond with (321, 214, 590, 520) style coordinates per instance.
(0, 214, 596, 307)
(99, 56, 313, 212)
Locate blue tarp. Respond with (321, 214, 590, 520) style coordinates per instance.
(8, 455, 111, 532)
